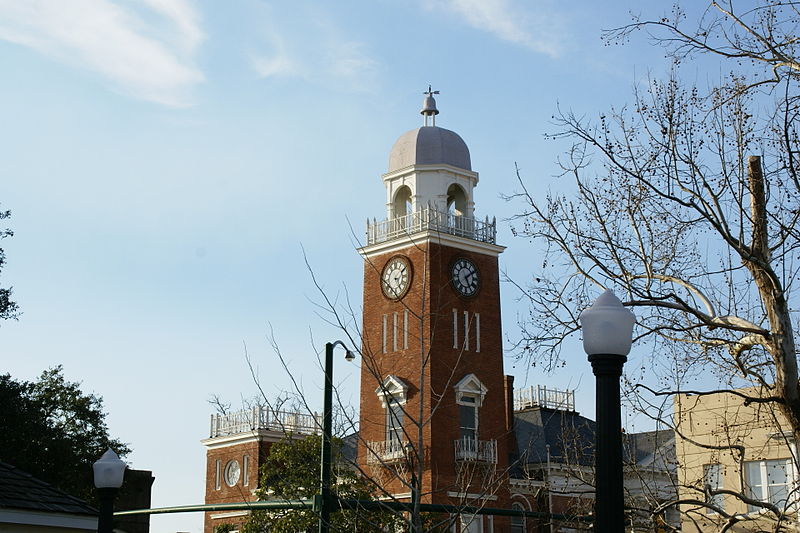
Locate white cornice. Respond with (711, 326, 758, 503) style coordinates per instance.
(382, 164, 479, 184)
(201, 429, 305, 449)
(358, 230, 505, 259)
(446, 491, 498, 501)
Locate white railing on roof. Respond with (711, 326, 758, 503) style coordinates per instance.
(209, 406, 321, 438)
(366, 208, 496, 246)
(366, 439, 410, 465)
(454, 438, 497, 464)
(514, 385, 575, 412)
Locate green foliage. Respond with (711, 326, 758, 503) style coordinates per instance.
(0, 205, 19, 322)
(241, 434, 398, 533)
(0, 366, 130, 502)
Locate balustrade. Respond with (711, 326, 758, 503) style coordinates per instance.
(209, 406, 321, 438)
(453, 438, 497, 464)
(366, 439, 410, 464)
(366, 208, 496, 246)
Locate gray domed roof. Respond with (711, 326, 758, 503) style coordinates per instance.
(388, 126, 471, 172)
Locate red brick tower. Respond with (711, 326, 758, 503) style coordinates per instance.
(358, 90, 512, 531)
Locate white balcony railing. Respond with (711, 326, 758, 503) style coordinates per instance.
(366, 208, 497, 246)
(454, 438, 497, 464)
(209, 406, 321, 438)
(514, 385, 575, 412)
(366, 439, 410, 465)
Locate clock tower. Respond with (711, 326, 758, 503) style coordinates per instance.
(358, 90, 513, 531)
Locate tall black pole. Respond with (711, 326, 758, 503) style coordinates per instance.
(589, 352, 626, 533)
(318, 342, 334, 533)
(96, 487, 117, 533)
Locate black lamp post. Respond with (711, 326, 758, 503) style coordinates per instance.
(318, 340, 355, 533)
(580, 290, 634, 533)
(93, 448, 127, 533)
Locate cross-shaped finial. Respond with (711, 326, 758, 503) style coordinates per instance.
(424, 85, 440, 97)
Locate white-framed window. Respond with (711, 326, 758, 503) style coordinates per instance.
(460, 514, 483, 533)
(386, 397, 404, 445)
(745, 458, 797, 513)
(376, 375, 408, 450)
(511, 502, 526, 532)
(454, 374, 488, 443)
(459, 395, 477, 440)
(703, 463, 724, 512)
(214, 459, 221, 490)
(243, 454, 250, 486)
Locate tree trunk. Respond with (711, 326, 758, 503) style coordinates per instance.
(743, 155, 800, 443)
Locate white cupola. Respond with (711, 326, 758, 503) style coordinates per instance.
(383, 88, 479, 220)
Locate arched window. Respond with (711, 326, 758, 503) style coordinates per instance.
(393, 185, 413, 218)
(511, 502, 526, 533)
(447, 183, 467, 216)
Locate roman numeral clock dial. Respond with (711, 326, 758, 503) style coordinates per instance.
(451, 258, 480, 297)
(381, 256, 412, 300)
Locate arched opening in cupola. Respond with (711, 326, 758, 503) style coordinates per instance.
(447, 183, 467, 216)
(393, 185, 413, 218)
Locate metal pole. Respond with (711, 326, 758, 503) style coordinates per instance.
(318, 342, 334, 533)
(589, 352, 626, 533)
(96, 487, 117, 533)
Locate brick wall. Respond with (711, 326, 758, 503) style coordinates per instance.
(203, 438, 271, 533)
(359, 238, 511, 525)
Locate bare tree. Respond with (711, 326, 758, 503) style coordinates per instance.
(508, 1, 800, 530)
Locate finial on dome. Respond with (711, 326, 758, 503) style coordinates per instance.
(421, 85, 439, 126)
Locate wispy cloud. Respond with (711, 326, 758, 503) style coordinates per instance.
(249, 7, 380, 92)
(250, 35, 300, 79)
(429, 0, 566, 58)
(0, 0, 205, 106)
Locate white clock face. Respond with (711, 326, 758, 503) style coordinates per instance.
(224, 460, 240, 487)
(381, 256, 412, 300)
(452, 258, 479, 297)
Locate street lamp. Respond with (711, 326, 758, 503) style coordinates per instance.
(318, 340, 355, 533)
(580, 289, 634, 533)
(93, 448, 127, 533)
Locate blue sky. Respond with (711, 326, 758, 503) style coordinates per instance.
(0, 1, 690, 531)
